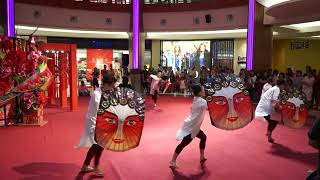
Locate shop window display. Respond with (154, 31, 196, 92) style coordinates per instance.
(161, 41, 211, 72)
(77, 49, 129, 90)
(212, 40, 234, 69)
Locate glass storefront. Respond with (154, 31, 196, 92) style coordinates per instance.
(161, 40, 211, 71)
(212, 40, 234, 69)
(160, 40, 236, 72)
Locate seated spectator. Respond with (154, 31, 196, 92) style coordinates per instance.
(79, 81, 89, 96)
(119, 76, 132, 89)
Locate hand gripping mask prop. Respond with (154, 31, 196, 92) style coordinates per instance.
(204, 74, 253, 130)
(279, 88, 308, 128)
(95, 87, 145, 152)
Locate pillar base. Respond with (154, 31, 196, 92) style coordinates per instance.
(130, 69, 142, 94)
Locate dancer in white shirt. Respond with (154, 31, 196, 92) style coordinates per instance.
(255, 79, 286, 143)
(169, 84, 208, 168)
(261, 78, 274, 96)
(77, 74, 116, 177)
(150, 71, 162, 108)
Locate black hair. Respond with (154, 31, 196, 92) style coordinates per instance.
(192, 84, 203, 96)
(122, 76, 129, 85)
(267, 77, 273, 83)
(276, 79, 285, 86)
(102, 74, 116, 85)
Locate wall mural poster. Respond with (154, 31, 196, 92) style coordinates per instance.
(86, 49, 113, 79)
(161, 41, 211, 71)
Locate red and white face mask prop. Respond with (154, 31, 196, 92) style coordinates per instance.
(280, 89, 308, 128)
(205, 75, 253, 130)
(95, 88, 145, 152)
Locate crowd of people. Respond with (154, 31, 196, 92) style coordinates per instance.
(79, 61, 320, 113)
(142, 64, 320, 110)
(79, 63, 131, 96)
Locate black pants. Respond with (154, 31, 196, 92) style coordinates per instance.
(175, 130, 207, 155)
(152, 90, 158, 104)
(92, 78, 99, 88)
(306, 152, 320, 180)
(265, 115, 278, 132)
(83, 144, 104, 167)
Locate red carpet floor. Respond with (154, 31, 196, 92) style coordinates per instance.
(0, 96, 317, 180)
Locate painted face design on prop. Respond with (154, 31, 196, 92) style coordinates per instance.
(204, 74, 253, 130)
(279, 88, 308, 128)
(95, 87, 145, 152)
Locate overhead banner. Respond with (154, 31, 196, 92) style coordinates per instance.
(86, 49, 113, 79)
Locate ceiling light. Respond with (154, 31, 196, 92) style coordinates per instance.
(312, 35, 320, 38)
(147, 29, 247, 36)
(283, 21, 320, 29)
(15, 25, 128, 35)
(257, 0, 291, 8)
(273, 31, 279, 35)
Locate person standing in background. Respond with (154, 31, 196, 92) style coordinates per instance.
(188, 66, 197, 95)
(158, 64, 163, 72)
(119, 76, 132, 89)
(199, 66, 208, 85)
(141, 65, 151, 95)
(92, 67, 100, 90)
(312, 69, 320, 110)
(247, 71, 257, 103)
(101, 65, 108, 78)
(272, 70, 279, 84)
(175, 67, 182, 79)
(302, 71, 315, 108)
(293, 70, 303, 90)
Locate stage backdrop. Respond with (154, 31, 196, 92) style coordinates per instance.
(161, 41, 211, 70)
(86, 49, 113, 79)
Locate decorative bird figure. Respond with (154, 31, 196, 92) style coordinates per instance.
(0, 56, 53, 107)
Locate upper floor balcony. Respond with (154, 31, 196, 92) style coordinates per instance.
(16, 0, 248, 12)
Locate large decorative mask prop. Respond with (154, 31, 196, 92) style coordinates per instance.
(95, 87, 145, 152)
(279, 88, 308, 128)
(204, 74, 253, 130)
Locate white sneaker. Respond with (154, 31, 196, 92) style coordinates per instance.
(93, 168, 104, 177)
(169, 161, 177, 169)
(80, 165, 94, 173)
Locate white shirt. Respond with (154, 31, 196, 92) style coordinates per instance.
(76, 89, 101, 148)
(261, 83, 272, 96)
(255, 86, 281, 121)
(176, 97, 207, 140)
(150, 74, 161, 95)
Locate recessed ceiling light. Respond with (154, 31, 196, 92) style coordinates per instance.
(147, 29, 247, 36)
(15, 25, 128, 35)
(283, 21, 320, 29)
(257, 0, 291, 8)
